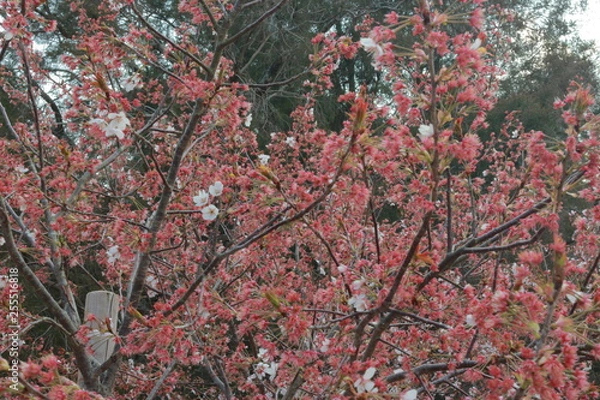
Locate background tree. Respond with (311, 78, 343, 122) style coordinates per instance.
(487, 0, 599, 136)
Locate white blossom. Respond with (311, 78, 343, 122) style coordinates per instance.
(92, 112, 130, 140)
(244, 113, 253, 127)
(209, 181, 223, 196)
(466, 314, 477, 327)
(337, 264, 348, 273)
(107, 245, 120, 264)
(348, 293, 367, 312)
(566, 291, 585, 304)
(123, 74, 142, 92)
(418, 124, 434, 140)
(469, 38, 482, 50)
(258, 154, 270, 165)
(251, 361, 278, 381)
(351, 279, 364, 291)
(354, 367, 378, 394)
(402, 389, 418, 400)
(110, 112, 129, 127)
(258, 348, 269, 361)
(319, 338, 331, 353)
(193, 190, 210, 207)
(201, 204, 219, 221)
(264, 362, 278, 380)
(395, 349, 406, 363)
(285, 136, 297, 147)
(0, 236, 5, 246)
(360, 37, 384, 59)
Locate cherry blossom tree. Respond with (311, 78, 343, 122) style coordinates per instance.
(0, 0, 599, 399)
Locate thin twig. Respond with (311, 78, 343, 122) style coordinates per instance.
(569, 251, 600, 315)
(131, 3, 211, 75)
(389, 309, 451, 330)
(385, 360, 478, 383)
(446, 168, 453, 252)
(217, 0, 289, 50)
(19, 377, 51, 400)
(146, 359, 177, 400)
(198, 0, 218, 29)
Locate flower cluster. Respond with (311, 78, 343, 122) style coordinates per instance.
(90, 112, 130, 140)
(348, 279, 369, 312)
(360, 37, 384, 67)
(418, 124, 434, 140)
(193, 181, 223, 221)
(354, 367, 378, 394)
(122, 74, 142, 92)
(248, 348, 278, 382)
(106, 245, 120, 264)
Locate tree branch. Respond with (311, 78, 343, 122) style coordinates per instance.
(33, 80, 72, 146)
(198, 0, 218, 29)
(416, 200, 552, 293)
(166, 115, 359, 316)
(385, 360, 478, 383)
(145, 359, 177, 400)
(282, 368, 305, 400)
(131, 3, 212, 75)
(0, 196, 98, 387)
(569, 250, 600, 315)
(389, 308, 452, 330)
(446, 168, 452, 252)
(120, 98, 208, 335)
(217, 0, 289, 50)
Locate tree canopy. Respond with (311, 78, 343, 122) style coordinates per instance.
(0, 0, 599, 399)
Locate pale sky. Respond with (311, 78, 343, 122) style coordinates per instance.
(572, 1, 600, 50)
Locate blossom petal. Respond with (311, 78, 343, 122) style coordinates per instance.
(364, 367, 377, 380)
(193, 190, 209, 207)
(209, 181, 223, 196)
(201, 204, 219, 221)
(402, 389, 418, 400)
(418, 124, 434, 140)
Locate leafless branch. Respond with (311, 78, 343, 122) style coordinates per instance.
(19, 377, 51, 400)
(570, 250, 600, 315)
(446, 168, 452, 252)
(389, 309, 452, 330)
(33, 80, 72, 145)
(462, 228, 545, 254)
(385, 360, 478, 383)
(145, 359, 178, 400)
(217, 0, 289, 50)
(0, 102, 19, 140)
(282, 369, 305, 400)
(0, 196, 99, 387)
(198, 0, 219, 29)
(243, 69, 310, 89)
(131, 3, 212, 75)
